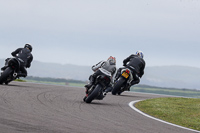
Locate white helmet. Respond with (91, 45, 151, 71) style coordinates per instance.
(136, 51, 144, 58)
(107, 56, 116, 65)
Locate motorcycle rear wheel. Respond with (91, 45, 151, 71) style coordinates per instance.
(0, 67, 13, 84)
(112, 77, 126, 95)
(85, 84, 102, 103)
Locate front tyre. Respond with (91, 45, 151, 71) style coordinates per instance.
(0, 67, 13, 84)
(85, 84, 102, 103)
(112, 77, 126, 95)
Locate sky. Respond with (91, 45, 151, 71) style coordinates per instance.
(0, 0, 200, 68)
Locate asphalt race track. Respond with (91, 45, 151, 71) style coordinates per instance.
(0, 82, 198, 133)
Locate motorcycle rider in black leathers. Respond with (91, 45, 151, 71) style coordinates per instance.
(1, 44, 33, 77)
(85, 56, 116, 95)
(115, 51, 145, 91)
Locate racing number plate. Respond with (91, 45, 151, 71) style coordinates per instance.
(122, 72, 129, 78)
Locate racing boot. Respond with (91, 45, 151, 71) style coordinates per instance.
(1, 66, 7, 71)
(126, 86, 131, 91)
(14, 72, 27, 78)
(104, 87, 112, 93)
(17, 73, 27, 77)
(84, 75, 95, 94)
(126, 80, 138, 91)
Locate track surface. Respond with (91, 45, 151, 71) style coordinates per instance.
(0, 82, 197, 133)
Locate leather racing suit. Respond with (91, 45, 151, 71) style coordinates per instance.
(85, 59, 116, 94)
(115, 54, 145, 90)
(11, 47, 33, 77)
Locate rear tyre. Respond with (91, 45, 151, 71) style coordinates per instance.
(112, 77, 126, 95)
(85, 84, 102, 103)
(0, 67, 13, 84)
(83, 96, 87, 102)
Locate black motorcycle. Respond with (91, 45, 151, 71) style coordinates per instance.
(112, 68, 134, 95)
(0, 58, 22, 85)
(83, 74, 111, 103)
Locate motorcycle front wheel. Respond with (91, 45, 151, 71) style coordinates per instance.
(85, 84, 102, 103)
(0, 67, 13, 84)
(112, 77, 126, 95)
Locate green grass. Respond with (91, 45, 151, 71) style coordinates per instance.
(135, 97, 200, 131)
(14, 79, 26, 82)
(68, 83, 85, 87)
(21, 79, 86, 87)
(23, 80, 65, 85)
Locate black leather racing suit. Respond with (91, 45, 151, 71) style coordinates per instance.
(115, 54, 145, 86)
(11, 48, 33, 77)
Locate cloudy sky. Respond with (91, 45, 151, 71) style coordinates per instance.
(0, 0, 200, 68)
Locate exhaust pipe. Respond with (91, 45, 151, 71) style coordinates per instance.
(13, 73, 18, 77)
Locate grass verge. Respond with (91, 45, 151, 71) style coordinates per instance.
(15, 79, 26, 82)
(135, 97, 200, 131)
(19, 79, 85, 87)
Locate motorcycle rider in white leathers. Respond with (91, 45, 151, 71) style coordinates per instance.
(85, 56, 116, 95)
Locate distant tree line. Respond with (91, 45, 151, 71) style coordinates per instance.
(133, 84, 200, 98)
(26, 76, 86, 83)
(137, 84, 200, 92)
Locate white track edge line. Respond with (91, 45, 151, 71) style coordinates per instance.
(129, 100, 200, 133)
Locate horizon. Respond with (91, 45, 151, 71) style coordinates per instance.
(1, 58, 200, 69)
(1, 58, 200, 90)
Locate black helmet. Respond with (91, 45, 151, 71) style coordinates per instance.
(24, 44, 33, 52)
